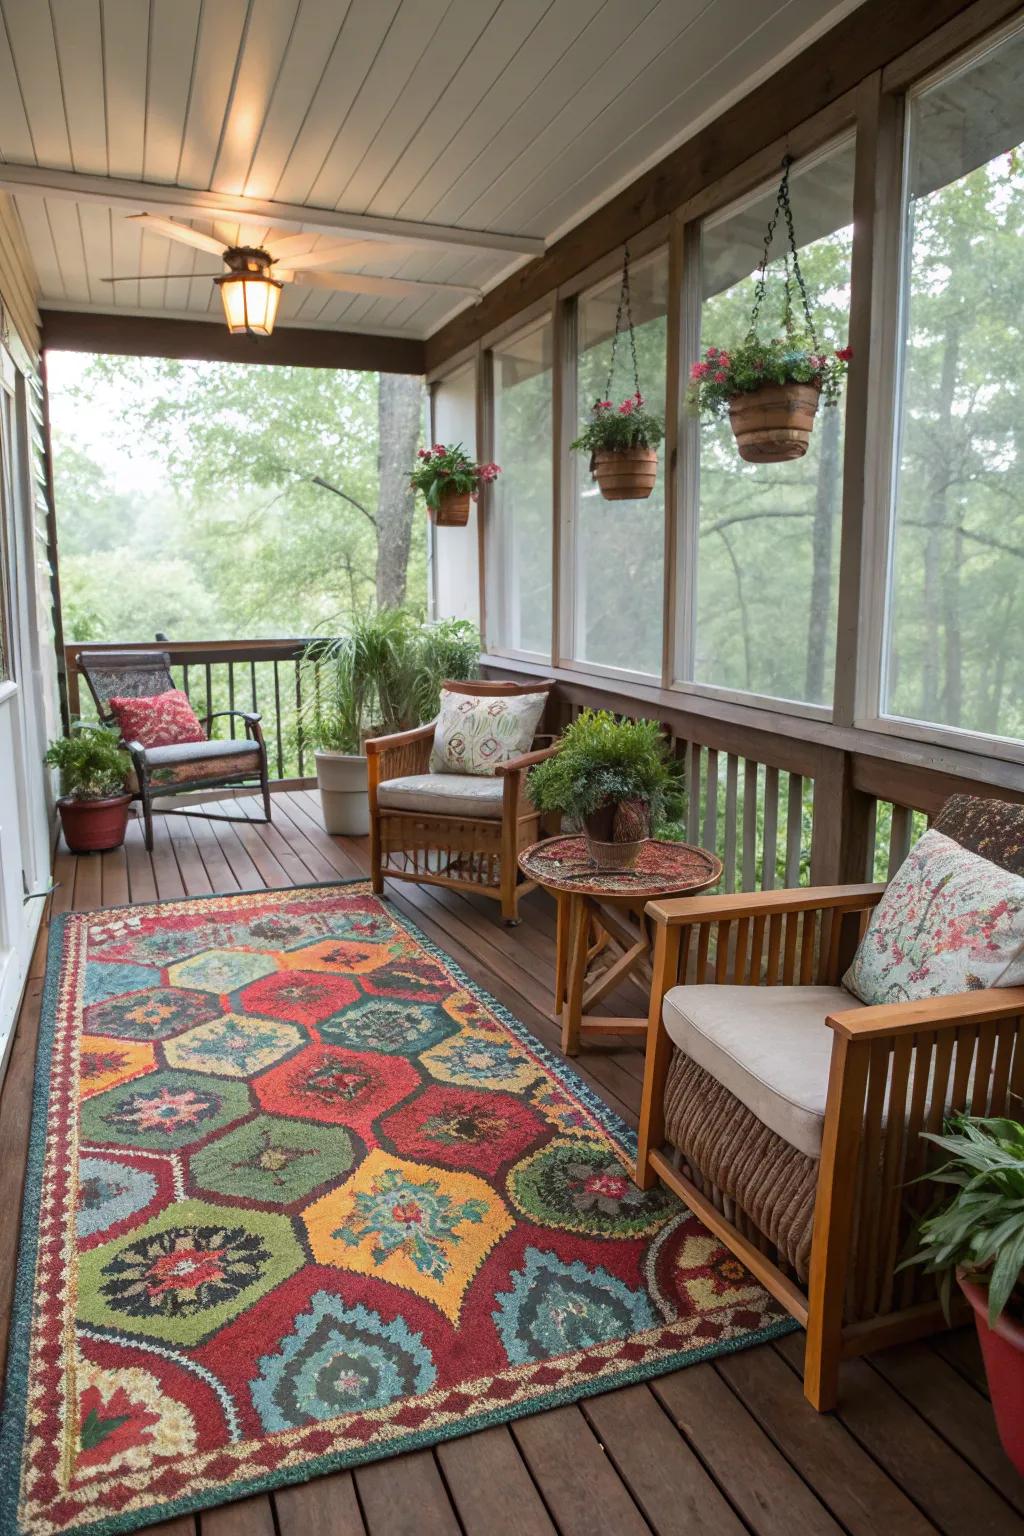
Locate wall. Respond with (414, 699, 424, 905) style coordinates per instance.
(430, 362, 480, 627)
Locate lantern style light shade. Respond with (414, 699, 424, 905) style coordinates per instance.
(215, 248, 283, 336)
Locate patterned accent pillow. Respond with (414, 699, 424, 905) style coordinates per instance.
(109, 690, 206, 750)
(843, 828, 1024, 1005)
(429, 689, 547, 776)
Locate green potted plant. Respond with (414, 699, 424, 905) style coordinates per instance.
(300, 612, 479, 836)
(903, 1114, 1024, 1474)
(687, 336, 851, 463)
(409, 443, 501, 526)
(527, 710, 681, 869)
(45, 725, 132, 853)
(571, 390, 664, 501)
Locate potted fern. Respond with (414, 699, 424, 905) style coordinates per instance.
(300, 612, 479, 836)
(45, 725, 132, 853)
(527, 710, 681, 869)
(904, 1114, 1024, 1474)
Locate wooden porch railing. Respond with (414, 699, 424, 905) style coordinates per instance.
(64, 638, 318, 786)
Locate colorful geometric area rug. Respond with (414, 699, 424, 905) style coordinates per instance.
(2, 882, 792, 1535)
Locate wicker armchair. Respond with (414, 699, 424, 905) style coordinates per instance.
(366, 678, 558, 924)
(78, 649, 271, 852)
(634, 793, 1024, 1411)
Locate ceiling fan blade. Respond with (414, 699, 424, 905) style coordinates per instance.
(128, 214, 227, 257)
(283, 269, 481, 300)
(273, 238, 424, 272)
(102, 271, 224, 282)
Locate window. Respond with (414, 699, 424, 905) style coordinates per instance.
(883, 30, 1024, 741)
(570, 251, 668, 676)
(690, 139, 855, 707)
(487, 319, 553, 656)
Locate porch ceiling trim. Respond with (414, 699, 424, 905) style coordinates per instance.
(0, 163, 544, 257)
(39, 309, 425, 375)
(423, 0, 1019, 370)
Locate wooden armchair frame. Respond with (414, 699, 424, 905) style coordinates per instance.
(366, 678, 558, 923)
(635, 883, 1024, 1410)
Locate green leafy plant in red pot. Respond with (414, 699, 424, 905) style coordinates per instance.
(903, 1114, 1024, 1475)
(45, 725, 132, 854)
(409, 442, 500, 526)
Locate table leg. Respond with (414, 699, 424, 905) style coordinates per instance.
(562, 894, 589, 1056)
(553, 891, 568, 1017)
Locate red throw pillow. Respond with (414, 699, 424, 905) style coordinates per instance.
(108, 689, 206, 749)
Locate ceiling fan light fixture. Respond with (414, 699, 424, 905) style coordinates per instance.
(215, 247, 283, 336)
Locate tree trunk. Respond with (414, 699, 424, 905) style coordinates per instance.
(375, 373, 423, 608)
(805, 404, 840, 703)
(924, 312, 961, 723)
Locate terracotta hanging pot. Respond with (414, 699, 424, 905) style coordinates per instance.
(592, 447, 658, 501)
(431, 488, 471, 527)
(728, 381, 821, 463)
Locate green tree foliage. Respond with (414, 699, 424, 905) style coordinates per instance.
(50, 356, 426, 641)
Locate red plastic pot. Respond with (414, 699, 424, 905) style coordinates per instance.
(959, 1274, 1024, 1476)
(57, 793, 132, 854)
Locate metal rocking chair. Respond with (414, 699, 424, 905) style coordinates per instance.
(77, 649, 272, 851)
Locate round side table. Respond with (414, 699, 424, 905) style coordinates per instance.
(518, 834, 722, 1054)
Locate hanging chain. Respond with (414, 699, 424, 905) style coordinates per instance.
(604, 244, 643, 403)
(746, 156, 819, 349)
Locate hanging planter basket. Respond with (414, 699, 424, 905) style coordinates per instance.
(592, 446, 659, 500)
(572, 246, 664, 502)
(729, 381, 821, 463)
(689, 157, 851, 466)
(431, 488, 472, 527)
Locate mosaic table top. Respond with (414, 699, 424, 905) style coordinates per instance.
(518, 834, 722, 899)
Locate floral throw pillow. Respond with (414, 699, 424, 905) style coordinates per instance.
(108, 689, 206, 750)
(429, 689, 547, 776)
(843, 828, 1024, 1005)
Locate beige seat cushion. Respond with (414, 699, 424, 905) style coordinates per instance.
(376, 772, 505, 819)
(662, 984, 862, 1159)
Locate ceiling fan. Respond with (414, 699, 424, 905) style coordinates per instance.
(102, 214, 482, 335)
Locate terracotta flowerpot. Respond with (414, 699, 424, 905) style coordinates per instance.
(728, 382, 821, 463)
(592, 447, 658, 501)
(432, 489, 471, 527)
(57, 793, 132, 854)
(959, 1275, 1024, 1476)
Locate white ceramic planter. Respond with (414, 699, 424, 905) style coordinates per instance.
(315, 750, 370, 836)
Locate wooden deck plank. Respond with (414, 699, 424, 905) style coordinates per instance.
(653, 1362, 844, 1536)
(436, 1424, 557, 1536)
(274, 1471, 367, 1536)
(717, 1344, 938, 1536)
(583, 1383, 748, 1536)
(776, 1334, 1022, 1535)
(355, 1449, 461, 1536)
(2, 792, 1018, 1536)
(512, 1403, 652, 1536)
(867, 1343, 1024, 1516)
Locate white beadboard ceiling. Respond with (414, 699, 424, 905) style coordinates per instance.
(0, 0, 863, 343)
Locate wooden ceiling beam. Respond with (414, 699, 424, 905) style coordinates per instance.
(39, 309, 426, 375)
(0, 162, 543, 256)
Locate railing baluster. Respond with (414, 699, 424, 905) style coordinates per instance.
(703, 748, 719, 860)
(295, 661, 304, 779)
(273, 660, 284, 779)
(723, 753, 738, 893)
(762, 765, 779, 890)
(741, 758, 758, 891)
(785, 772, 803, 886)
(888, 804, 913, 879)
(686, 742, 701, 844)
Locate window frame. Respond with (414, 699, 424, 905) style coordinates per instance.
(853, 16, 1024, 766)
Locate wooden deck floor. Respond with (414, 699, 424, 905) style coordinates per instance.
(3, 789, 1023, 1536)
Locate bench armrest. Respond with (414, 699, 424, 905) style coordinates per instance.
(646, 883, 885, 926)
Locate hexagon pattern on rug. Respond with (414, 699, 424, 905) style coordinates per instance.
(6, 884, 789, 1536)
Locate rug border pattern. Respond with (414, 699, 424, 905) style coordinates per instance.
(0, 880, 796, 1536)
